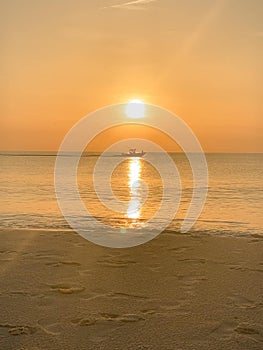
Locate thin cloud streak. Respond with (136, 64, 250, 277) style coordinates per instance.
(103, 0, 157, 10)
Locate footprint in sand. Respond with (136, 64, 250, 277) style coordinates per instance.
(109, 291, 149, 301)
(72, 312, 144, 327)
(71, 312, 145, 343)
(210, 321, 263, 343)
(140, 300, 189, 318)
(45, 260, 81, 267)
(234, 323, 263, 343)
(48, 283, 85, 294)
(140, 309, 157, 316)
(0, 324, 37, 336)
(97, 255, 137, 268)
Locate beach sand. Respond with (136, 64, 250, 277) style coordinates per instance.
(0, 229, 262, 350)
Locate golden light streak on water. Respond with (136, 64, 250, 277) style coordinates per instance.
(126, 158, 143, 220)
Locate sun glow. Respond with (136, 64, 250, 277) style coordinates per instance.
(125, 99, 145, 119)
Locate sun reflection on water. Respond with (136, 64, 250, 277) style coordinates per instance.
(126, 158, 143, 221)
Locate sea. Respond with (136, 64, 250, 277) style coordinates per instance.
(0, 152, 262, 238)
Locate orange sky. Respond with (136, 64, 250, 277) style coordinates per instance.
(1, 0, 262, 152)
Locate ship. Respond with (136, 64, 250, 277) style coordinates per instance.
(121, 149, 146, 157)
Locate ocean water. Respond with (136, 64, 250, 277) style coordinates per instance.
(0, 153, 262, 237)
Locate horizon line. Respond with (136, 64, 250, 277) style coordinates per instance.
(1, 151, 263, 156)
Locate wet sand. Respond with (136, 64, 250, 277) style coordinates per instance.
(0, 229, 262, 350)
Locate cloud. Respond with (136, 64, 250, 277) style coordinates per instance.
(103, 0, 157, 10)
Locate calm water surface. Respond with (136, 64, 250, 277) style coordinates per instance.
(0, 153, 262, 237)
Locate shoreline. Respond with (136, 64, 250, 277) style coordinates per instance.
(0, 227, 262, 239)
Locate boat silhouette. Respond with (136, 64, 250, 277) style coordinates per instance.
(121, 149, 146, 157)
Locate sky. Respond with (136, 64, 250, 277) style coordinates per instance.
(0, 0, 262, 152)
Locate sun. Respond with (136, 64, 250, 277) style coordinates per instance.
(125, 99, 145, 119)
